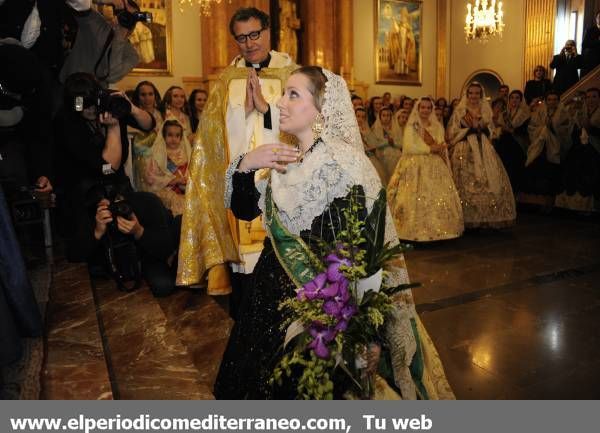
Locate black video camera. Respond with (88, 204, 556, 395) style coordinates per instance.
(96, 186, 141, 292)
(9, 185, 43, 224)
(117, 10, 152, 30)
(108, 199, 134, 220)
(116, 0, 153, 30)
(74, 88, 132, 119)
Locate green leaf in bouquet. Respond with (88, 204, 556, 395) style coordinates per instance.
(363, 188, 388, 274)
(383, 282, 422, 296)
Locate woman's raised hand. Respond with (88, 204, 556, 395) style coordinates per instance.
(463, 111, 474, 127)
(238, 143, 300, 174)
(429, 141, 448, 154)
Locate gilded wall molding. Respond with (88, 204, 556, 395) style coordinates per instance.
(522, 0, 557, 86)
(436, 0, 447, 98)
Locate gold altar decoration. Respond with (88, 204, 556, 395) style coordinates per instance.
(278, 0, 301, 63)
(179, 0, 231, 16)
(522, 0, 557, 85)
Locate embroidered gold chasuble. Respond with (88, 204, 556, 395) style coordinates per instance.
(176, 57, 298, 293)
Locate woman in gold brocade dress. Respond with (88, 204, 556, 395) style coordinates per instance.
(388, 97, 464, 241)
(447, 82, 516, 228)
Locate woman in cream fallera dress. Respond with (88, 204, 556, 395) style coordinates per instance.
(447, 83, 516, 228)
(387, 97, 464, 241)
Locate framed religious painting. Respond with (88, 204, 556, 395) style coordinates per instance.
(374, 0, 423, 85)
(96, 0, 173, 76)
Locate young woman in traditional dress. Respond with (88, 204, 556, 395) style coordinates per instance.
(215, 66, 454, 400)
(387, 97, 463, 241)
(447, 82, 516, 228)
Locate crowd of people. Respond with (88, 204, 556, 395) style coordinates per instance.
(1, 0, 599, 399)
(351, 67, 599, 244)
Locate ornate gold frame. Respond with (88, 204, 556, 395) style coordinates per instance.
(374, 0, 423, 85)
(129, 1, 173, 76)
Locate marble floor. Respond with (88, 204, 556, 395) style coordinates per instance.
(41, 211, 600, 399)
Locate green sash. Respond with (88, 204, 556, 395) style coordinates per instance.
(264, 184, 324, 288)
(265, 183, 429, 398)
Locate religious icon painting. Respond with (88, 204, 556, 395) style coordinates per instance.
(95, 0, 173, 76)
(374, 0, 423, 85)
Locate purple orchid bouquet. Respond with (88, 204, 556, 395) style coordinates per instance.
(270, 189, 416, 399)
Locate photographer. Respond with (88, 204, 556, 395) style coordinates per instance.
(550, 40, 583, 96)
(59, 0, 143, 86)
(57, 72, 179, 296)
(92, 193, 181, 297)
(56, 72, 153, 258)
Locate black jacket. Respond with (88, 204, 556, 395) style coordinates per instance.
(55, 111, 155, 261)
(582, 25, 600, 76)
(550, 53, 583, 95)
(524, 79, 553, 105)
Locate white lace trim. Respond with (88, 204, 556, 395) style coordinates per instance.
(254, 143, 381, 235)
(224, 154, 246, 209)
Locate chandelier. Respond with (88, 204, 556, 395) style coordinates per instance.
(178, 0, 230, 16)
(464, 0, 505, 43)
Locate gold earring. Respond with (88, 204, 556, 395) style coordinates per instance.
(311, 113, 325, 142)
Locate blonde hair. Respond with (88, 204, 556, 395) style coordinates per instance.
(291, 66, 328, 111)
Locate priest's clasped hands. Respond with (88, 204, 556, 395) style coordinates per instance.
(245, 68, 269, 117)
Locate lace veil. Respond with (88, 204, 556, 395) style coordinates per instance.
(262, 68, 382, 236)
(451, 81, 493, 128)
(402, 97, 445, 155)
(145, 120, 192, 192)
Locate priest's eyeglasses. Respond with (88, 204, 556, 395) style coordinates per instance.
(234, 28, 266, 44)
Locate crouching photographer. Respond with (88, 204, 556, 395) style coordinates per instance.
(92, 191, 181, 297)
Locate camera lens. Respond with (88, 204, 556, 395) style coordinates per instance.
(108, 95, 132, 119)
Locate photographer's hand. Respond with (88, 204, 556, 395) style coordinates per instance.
(99, 112, 119, 127)
(116, 212, 144, 240)
(94, 199, 113, 240)
(35, 176, 53, 193)
(99, 0, 136, 12)
(124, 91, 155, 131)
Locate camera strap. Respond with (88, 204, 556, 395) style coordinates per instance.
(103, 232, 143, 293)
(94, 28, 114, 82)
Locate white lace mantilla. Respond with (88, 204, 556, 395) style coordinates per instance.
(260, 69, 383, 234)
(257, 145, 380, 235)
(225, 69, 394, 238)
